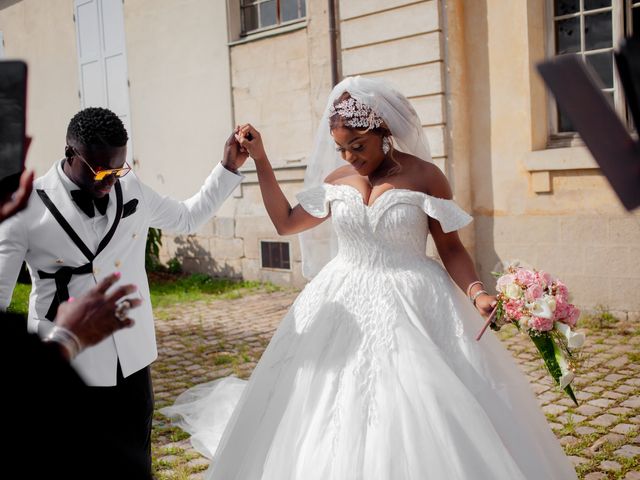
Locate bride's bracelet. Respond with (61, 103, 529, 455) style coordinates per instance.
(471, 289, 489, 307)
(466, 280, 484, 298)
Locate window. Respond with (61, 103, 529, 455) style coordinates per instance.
(260, 241, 291, 270)
(548, 0, 638, 136)
(240, 0, 306, 35)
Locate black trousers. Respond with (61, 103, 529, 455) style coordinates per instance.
(84, 362, 155, 478)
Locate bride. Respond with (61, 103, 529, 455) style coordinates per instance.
(161, 76, 577, 479)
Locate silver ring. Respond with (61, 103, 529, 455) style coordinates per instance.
(115, 300, 131, 321)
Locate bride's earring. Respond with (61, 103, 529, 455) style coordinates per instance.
(382, 136, 391, 155)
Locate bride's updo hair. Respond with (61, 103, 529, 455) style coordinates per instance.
(328, 91, 401, 175)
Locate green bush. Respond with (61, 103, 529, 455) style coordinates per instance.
(167, 257, 183, 274)
(146, 228, 163, 272)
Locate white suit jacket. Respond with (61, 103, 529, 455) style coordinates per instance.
(0, 161, 243, 386)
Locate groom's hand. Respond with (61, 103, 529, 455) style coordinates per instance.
(236, 124, 268, 164)
(222, 130, 249, 174)
(55, 272, 140, 354)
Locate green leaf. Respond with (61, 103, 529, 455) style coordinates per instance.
(529, 332, 578, 405)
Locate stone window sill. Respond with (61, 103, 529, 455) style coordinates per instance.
(524, 145, 598, 193)
(229, 20, 307, 47)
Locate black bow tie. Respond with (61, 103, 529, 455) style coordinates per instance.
(70, 189, 110, 218)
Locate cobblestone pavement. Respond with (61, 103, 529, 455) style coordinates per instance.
(151, 289, 640, 479)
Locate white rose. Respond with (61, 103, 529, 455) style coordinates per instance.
(544, 294, 557, 313)
(505, 284, 523, 299)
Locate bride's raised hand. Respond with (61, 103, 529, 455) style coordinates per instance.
(236, 124, 268, 163)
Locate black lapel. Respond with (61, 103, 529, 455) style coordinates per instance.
(96, 180, 123, 256)
(36, 189, 95, 262)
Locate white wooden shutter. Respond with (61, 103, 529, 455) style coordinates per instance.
(74, 0, 133, 160)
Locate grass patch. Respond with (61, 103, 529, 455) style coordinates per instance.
(7, 283, 30, 316)
(580, 304, 620, 330)
(213, 353, 235, 366)
(7, 273, 281, 314)
(148, 273, 278, 308)
(627, 351, 640, 363)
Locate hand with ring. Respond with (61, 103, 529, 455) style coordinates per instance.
(54, 272, 142, 356)
(115, 299, 133, 321)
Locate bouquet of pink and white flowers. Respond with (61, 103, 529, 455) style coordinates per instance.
(477, 265, 585, 405)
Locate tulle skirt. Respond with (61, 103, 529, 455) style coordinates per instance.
(161, 257, 577, 480)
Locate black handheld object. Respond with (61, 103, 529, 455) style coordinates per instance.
(0, 60, 27, 196)
(537, 50, 640, 211)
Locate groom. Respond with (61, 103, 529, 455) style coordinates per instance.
(0, 107, 247, 476)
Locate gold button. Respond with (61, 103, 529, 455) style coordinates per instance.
(132, 233, 138, 239)
(114, 260, 121, 268)
(55, 258, 64, 264)
(93, 267, 100, 275)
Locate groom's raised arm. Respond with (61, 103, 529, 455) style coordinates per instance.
(142, 162, 243, 234)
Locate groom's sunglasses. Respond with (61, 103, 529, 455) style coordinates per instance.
(68, 146, 131, 181)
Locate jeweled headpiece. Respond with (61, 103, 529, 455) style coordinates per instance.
(328, 96, 384, 130)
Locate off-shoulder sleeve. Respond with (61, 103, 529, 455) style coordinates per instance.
(421, 195, 473, 233)
(295, 184, 331, 218)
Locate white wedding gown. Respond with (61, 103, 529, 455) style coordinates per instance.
(160, 183, 578, 480)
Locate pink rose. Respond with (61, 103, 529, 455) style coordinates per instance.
(566, 306, 580, 328)
(525, 284, 543, 302)
(515, 268, 535, 287)
(554, 298, 572, 322)
(528, 316, 554, 332)
(535, 271, 553, 288)
(504, 298, 524, 321)
(554, 281, 569, 302)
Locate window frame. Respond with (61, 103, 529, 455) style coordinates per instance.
(240, 0, 307, 37)
(259, 240, 292, 271)
(545, 0, 636, 147)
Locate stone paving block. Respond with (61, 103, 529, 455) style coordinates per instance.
(570, 455, 590, 466)
(558, 413, 587, 424)
(614, 444, 640, 458)
(560, 435, 580, 446)
(610, 406, 633, 415)
(612, 423, 638, 435)
(577, 404, 603, 416)
(618, 385, 637, 394)
(600, 460, 622, 471)
(603, 391, 625, 399)
(576, 426, 598, 435)
(622, 396, 640, 409)
(584, 473, 607, 480)
(605, 373, 626, 382)
(543, 404, 568, 416)
(590, 433, 626, 453)
(588, 398, 616, 408)
(590, 413, 619, 427)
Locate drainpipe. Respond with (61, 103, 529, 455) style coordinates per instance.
(328, 0, 339, 86)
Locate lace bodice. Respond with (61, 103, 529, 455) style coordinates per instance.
(296, 183, 472, 269)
